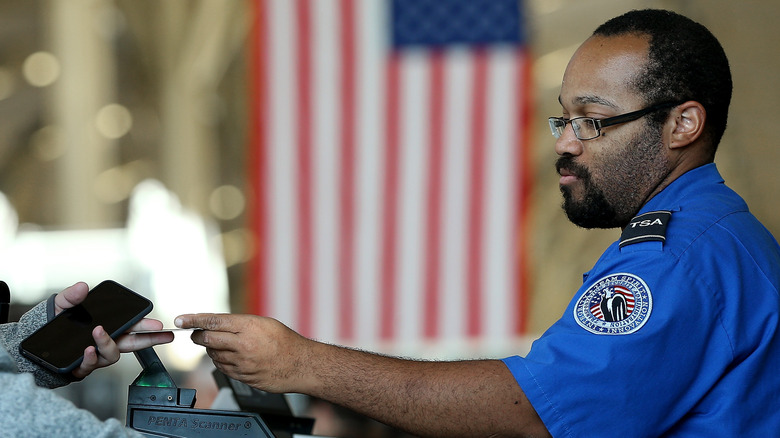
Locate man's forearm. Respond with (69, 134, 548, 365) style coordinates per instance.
(299, 341, 549, 437)
(177, 313, 550, 436)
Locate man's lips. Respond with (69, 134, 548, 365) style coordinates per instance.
(557, 167, 579, 185)
(555, 156, 587, 186)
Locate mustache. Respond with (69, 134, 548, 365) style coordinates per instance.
(556, 155, 590, 179)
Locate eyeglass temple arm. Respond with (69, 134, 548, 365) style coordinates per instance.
(596, 101, 685, 130)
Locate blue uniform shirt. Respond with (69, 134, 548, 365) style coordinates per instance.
(503, 164, 780, 437)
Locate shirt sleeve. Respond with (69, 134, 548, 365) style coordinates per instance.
(503, 249, 734, 437)
(0, 296, 72, 388)
(0, 354, 143, 437)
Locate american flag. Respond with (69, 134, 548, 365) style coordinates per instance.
(590, 285, 636, 320)
(246, 0, 532, 352)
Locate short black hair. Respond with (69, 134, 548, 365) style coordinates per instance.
(594, 9, 732, 152)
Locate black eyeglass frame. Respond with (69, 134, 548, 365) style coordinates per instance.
(548, 100, 686, 141)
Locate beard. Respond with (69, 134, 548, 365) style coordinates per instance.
(557, 123, 668, 229)
(557, 157, 619, 228)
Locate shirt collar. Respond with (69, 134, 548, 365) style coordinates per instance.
(637, 163, 723, 215)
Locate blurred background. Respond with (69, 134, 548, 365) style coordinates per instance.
(1, 0, 778, 436)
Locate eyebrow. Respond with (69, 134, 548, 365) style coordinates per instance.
(558, 94, 619, 110)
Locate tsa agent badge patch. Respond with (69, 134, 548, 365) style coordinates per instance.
(574, 273, 652, 335)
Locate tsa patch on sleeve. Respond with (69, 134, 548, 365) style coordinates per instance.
(619, 210, 671, 248)
(573, 273, 653, 335)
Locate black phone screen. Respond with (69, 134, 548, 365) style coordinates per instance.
(19, 280, 153, 374)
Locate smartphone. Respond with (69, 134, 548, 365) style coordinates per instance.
(20, 280, 153, 374)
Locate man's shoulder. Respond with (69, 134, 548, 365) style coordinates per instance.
(645, 173, 761, 251)
(668, 185, 764, 249)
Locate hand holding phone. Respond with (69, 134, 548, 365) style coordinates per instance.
(20, 280, 154, 374)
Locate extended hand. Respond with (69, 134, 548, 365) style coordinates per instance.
(175, 313, 313, 394)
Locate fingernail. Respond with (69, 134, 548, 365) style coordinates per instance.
(174, 317, 183, 328)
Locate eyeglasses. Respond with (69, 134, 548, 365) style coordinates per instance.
(548, 101, 684, 141)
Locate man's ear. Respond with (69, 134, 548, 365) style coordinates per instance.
(668, 101, 706, 149)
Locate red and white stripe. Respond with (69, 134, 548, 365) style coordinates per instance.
(590, 286, 636, 319)
(247, 0, 532, 351)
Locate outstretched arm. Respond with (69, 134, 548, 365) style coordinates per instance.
(175, 313, 550, 438)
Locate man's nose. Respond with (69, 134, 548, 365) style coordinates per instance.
(554, 123, 584, 157)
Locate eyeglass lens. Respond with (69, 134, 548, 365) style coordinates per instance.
(549, 118, 599, 140)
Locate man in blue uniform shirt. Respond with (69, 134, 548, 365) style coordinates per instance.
(175, 9, 780, 437)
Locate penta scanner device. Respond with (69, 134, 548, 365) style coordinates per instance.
(126, 347, 316, 437)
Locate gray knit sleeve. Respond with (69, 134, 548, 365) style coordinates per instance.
(0, 295, 70, 388)
(0, 347, 144, 437)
